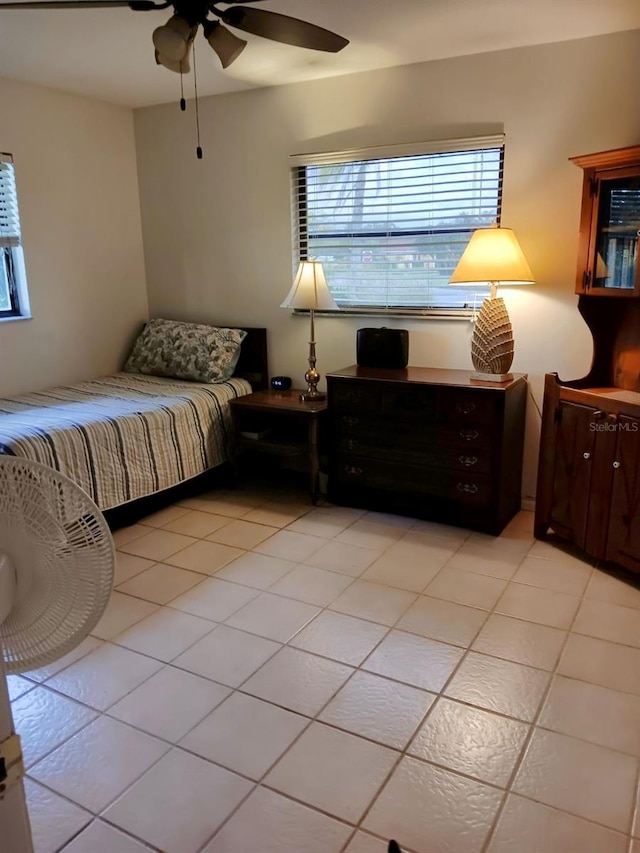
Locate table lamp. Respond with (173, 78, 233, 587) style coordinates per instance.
(449, 224, 534, 381)
(281, 261, 338, 401)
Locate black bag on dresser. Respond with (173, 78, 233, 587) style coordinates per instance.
(356, 327, 409, 369)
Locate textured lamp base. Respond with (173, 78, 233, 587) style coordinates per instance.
(471, 371, 513, 383)
(471, 295, 515, 380)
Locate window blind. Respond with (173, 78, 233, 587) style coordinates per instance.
(0, 154, 21, 249)
(291, 136, 504, 313)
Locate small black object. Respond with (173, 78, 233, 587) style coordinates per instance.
(271, 376, 292, 390)
(357, 327, 409, 369)
(388, 842, 402, 853)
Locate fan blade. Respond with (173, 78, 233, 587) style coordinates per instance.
(219, 7, 348, 52)
(0, 0, 169, 7)
(0, 0, 167, 7)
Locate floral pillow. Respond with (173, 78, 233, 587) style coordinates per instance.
(123, 319, 247, 383)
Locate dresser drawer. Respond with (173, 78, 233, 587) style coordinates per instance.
(333, 436, 491, 473)
(330, 380, 384, 413)
(436, 388, 498, 425)
(331, 380, 498, 426)
(331, 414, 493, 452)
(332, 454, 492, 507)
(331, 380, 439, 423)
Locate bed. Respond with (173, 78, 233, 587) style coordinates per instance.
(0, 324, 268, 511)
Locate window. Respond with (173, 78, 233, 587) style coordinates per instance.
(0, 153, 29, 319)
(291, 135, 504, 316)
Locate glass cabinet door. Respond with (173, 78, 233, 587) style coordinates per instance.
(593, 173, 640, 292)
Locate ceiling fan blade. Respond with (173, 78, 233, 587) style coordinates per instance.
(219, 7, 348, 52)
(0, 0, 167, 7)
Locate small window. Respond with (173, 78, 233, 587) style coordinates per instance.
(291, 136, 504, 316)
(0, 153, 29, 319)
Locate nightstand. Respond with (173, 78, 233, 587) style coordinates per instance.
(229, 389, 328, 504)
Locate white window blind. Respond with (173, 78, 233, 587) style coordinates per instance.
(291, 135, 504, 315)
(0, 154, 21, 249)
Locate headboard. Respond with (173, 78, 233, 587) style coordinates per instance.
(234, 327, 269, 391)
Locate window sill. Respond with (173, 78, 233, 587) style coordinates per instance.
(0, 313, 32, 323)
(291, 308, 475, 320)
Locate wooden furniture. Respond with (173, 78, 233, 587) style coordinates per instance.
(571, 145, 640, 296)
(535, 145, 640, 573)
(234, 326, 270, 391)
(229, 389, 327, 504)
(326, 366, 527, 535)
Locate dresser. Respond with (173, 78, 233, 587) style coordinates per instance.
(326, 366, 527, 535)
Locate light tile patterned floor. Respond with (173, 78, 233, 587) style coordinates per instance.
(10, 479, 640, 853)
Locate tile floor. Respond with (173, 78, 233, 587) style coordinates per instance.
(9, 479, 640, 853)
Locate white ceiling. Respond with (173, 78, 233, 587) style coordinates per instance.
(0, 0, 639, 108)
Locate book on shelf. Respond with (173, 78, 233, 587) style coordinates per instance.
(605, 236, 637, 288)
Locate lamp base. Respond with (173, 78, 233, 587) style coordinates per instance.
(299, 390, 327, 402)
(471, 295, 515, 377)
(471, 371, 513, 383)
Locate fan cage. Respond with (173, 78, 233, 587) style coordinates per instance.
(0, 457, 114, 674)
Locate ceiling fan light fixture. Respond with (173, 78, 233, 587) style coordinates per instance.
(154, 46, 191, 74)
(203, 20, 247, 69)
(152, 14, 193, 62)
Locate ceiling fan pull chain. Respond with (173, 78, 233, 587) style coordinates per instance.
(179, 64, 186, 111)
(192, 39, 202, 159)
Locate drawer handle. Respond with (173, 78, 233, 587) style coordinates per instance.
(346, 439, 360, 451)
(459, 429, 479, 441)
(457, 482, 479, 494)
(613, 461, 621, 469)
(344, 465, 363, 477)
(342, 415, 359, 426)
(583, 452, 591, 460)
(458, 455, 478, 467)
(456, 401, 477, 415)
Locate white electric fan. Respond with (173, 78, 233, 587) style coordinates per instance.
(0, 457, 115, 853)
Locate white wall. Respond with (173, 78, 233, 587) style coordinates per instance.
(0, 77, 148, 397)
(134, 29, 640, 502)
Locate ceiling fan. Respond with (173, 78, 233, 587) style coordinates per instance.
(0, 0, 350, 72)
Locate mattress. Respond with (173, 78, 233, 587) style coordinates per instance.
(0, 372, 252, 510)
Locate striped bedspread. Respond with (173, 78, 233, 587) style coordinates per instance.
(0, 372, 252, 510)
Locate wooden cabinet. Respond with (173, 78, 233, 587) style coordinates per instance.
(535, 145, 640, 572)
(327, 366, 527, 535)
(536, 383, 640, 573)
(571, 145, 640, 296)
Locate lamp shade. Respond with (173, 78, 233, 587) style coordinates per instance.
(153, 15, 194, 62)
(281, 261, 339, 311)
(155, 48, 191, 74)
(449, 226, 535, 286)
(203, 21, 247, 68)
